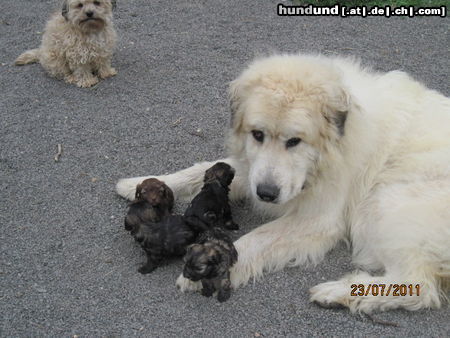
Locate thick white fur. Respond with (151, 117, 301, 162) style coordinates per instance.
(116, 54, 450, 313)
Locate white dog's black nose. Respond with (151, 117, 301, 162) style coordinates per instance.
(86, 11, 94, 17)
(257, 184, 279, 202)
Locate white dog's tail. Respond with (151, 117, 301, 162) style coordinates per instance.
(15, 48, 40, 66)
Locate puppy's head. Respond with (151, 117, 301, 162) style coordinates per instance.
(227, 54, 352, 204)
(182, 244, 223, 281)
(62, 0, 115, 32)
(204, 162, 235, 187)
(135, 178, 174, 212)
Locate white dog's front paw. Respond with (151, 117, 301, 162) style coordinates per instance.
(309, 280, 349, 309)
(229, 260, 255, 289)
(228, 236, 266, 289)
(176, 274, 202, 293)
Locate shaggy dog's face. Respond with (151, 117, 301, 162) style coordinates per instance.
(228, 55, 349, 204)
(62, 0, 115, 32)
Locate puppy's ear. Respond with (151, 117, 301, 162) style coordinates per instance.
(135, 183, 143, 200)
(164, 185, 175, 212)
(204, 167, 215, 183)
(110, 0, 117, 10)
(224, 169, 235, 186)
(61, 0, 69, 20)
(230, 245, 238, 266)
(183, 244, 195, 259)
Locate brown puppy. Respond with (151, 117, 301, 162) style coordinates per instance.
(15, 0, 117, 87)
(125, 178, 196, 274)
(124, 178, 174, 235)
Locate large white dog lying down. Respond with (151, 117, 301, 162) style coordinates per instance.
(117, 54, 450, 313)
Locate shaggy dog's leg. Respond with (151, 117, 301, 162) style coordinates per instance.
(116, 158, 248, 202)
(65, 64, 99, 88)
(96, 58, 117, 79)
(177, 211, 344, 291)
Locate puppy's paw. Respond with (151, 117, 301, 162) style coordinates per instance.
(228, 236, 264, 289)
(201, 288, 214, 298)
(98, 66, 117, 79)
(309, 280, 349, 309)
(217, 288, 231, 302)
(138, 265, 156, 274)
(176, 274, 202, 293)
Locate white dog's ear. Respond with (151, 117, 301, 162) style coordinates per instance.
(61, 0, 69, 20)
(110, 0, 117, 10)
(228, 79, 244, 132)
(226, 79, 247, 156)
(330, 110, 348, 136)
(325, 86, 351, 137)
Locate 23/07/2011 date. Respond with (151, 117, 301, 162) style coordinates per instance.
(350, 284, 420, 296)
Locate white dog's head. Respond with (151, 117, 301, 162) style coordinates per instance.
(227, 54, 351, 205)
(62, 0, 116, 32)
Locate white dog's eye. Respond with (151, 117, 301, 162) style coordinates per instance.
(94, 1, 100, 5)
(286, 137, 301, 148)
(77, 3, 83, 8)
(251, 130, 264, 143)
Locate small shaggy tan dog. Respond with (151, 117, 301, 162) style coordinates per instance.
(15, 0, 117, 88)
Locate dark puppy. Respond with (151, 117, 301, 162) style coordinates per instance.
(134, 215, 196, 274)
(124, 178, 174, 235)
(184, 162, 238, 231)
(123, 179, 195, 274)
(182, 228, 238, 302)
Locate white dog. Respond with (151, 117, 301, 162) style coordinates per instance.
(116, 54, 450, 313)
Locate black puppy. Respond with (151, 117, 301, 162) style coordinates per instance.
(182, 228, 238, 302)
(134, 215, 196, 274)
(184, 162, 238, 231)
(124, 178, 174, 235)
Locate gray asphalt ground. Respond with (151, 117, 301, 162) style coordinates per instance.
(1, 0, 449, 336)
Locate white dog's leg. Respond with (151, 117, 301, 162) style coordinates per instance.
(177, 211, 344, 291)
(311, 181, 450, 313)
(116, 158, 248, 201)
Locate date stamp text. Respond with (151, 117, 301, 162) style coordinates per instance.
(350, 284, 421, 296)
